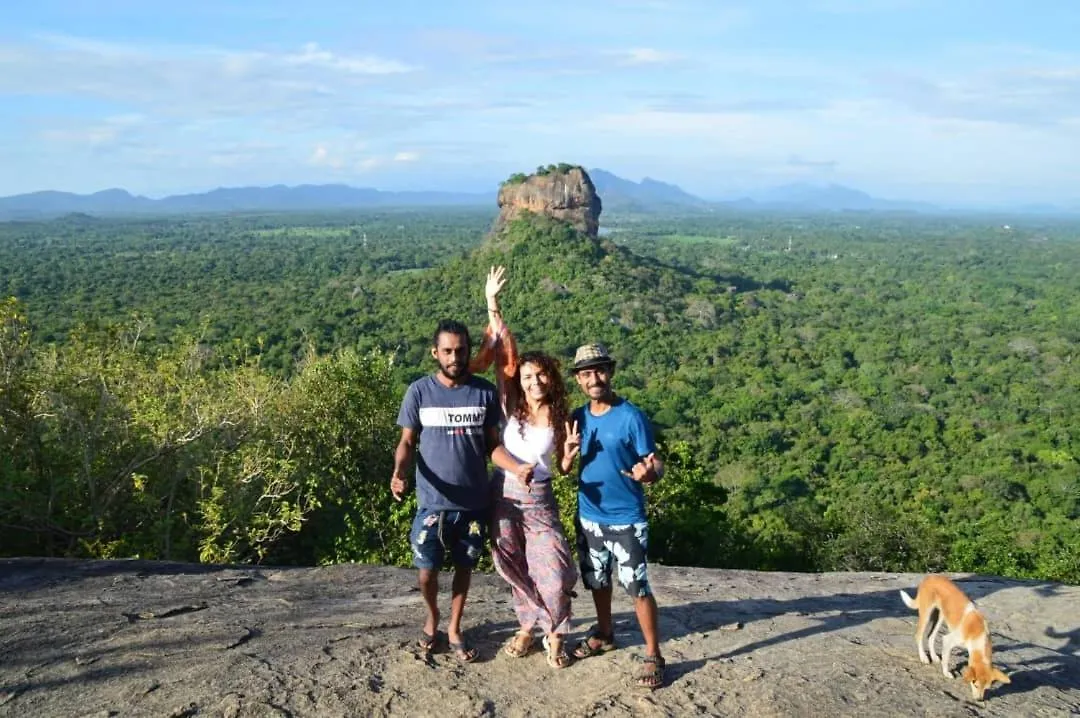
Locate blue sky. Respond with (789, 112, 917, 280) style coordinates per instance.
(2, 0, 1078, 206)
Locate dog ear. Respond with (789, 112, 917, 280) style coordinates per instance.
(993, 668, 1011, 684)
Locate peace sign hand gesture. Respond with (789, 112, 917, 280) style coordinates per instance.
(562, 420, 581, 467)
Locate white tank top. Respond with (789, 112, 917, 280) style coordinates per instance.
(501, 415, 555, 482)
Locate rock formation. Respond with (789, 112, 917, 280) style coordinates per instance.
(1, 558, 1077, 717)
(494, 165, 602, 238)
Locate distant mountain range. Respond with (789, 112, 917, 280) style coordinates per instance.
(0, 185, 490, 220)
(1, 172, 1075, 219)
(587, 169, 709, 211)
(724, 183, 943, 213)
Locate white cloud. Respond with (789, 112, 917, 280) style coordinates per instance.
(308, 144, 334, 167)
(393, 151, 420, 162)
(866, 66, 1080, 127)
(38, 114, 148, 149)
(617, 48, 683, 65)
(810, 0, 923, 12)
(0, 35, 417, 120)
(584, 97, 1079, 196)
(283, 42, 415, 75)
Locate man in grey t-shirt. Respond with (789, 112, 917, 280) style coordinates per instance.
(391, 319, 522, 663)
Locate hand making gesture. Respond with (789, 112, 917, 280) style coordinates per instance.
(561, 419, 581, 473)
(622, 452, 661, 484)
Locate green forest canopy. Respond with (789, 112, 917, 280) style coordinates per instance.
(1, 208, 1077, 583)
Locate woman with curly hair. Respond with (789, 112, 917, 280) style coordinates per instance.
(473, 266, 578, 669)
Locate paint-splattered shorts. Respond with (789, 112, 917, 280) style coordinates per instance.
(409, 508, 488, 570)
(575, 516, 652, 598)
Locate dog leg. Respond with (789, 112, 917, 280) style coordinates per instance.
(928, 610, 946, 664)
(915, 609, 931, 664)
(939, 630, 959, 678)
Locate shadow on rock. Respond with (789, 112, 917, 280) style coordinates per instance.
(994, 625, 1080, 697)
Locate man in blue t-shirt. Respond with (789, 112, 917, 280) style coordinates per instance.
(563, 342, 667, 689)
(391, 319, 522, 663)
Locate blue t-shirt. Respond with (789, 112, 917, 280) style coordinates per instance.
(397, 374, 501, 511)
(573, 399, 657, 524)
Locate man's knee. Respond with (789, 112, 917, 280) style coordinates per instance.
(634, 593, 658, 610)
(418, 568, 439, 589)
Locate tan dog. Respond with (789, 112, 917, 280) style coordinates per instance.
(900, 574, 1010, 700)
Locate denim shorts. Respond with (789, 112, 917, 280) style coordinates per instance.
(409, 508, 488, 570)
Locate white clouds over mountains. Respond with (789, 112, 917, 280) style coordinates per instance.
(0, 1, 1078, 205)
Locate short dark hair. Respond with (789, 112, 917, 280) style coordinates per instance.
(432, 319, 471, 350)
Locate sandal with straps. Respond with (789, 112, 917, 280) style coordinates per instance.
(417, 630, 439, 653)
(449, 639, 479, 664)
(572, 625, 615, 659)
(504, 630, 534, 658)
(636, 655, 666, 690)
(542, 634, 572, 669)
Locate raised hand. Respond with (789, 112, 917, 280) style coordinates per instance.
(485, 265, 507, 304)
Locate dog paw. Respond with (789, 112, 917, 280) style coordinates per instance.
(919, 655, 931, 664)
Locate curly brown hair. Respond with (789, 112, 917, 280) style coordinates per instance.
(508, 351, 570, 467)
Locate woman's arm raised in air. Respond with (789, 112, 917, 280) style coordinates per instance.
(469, 266, 519, 413)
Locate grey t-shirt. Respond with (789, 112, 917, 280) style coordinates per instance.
(396, 374, 501, 511)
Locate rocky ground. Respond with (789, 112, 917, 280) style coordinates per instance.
(1, 558, 1077, 717)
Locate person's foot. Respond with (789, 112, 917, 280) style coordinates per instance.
(448, 636, 479, 663)
(504, 630, 534, 658)
(419, 610, 440, 651)
(447, 624, 478, 661)
(635, 654, 665, 690)
(543, 633, 572, 669)
(417, 631, 438, 652)
(572, 625, 615, 659)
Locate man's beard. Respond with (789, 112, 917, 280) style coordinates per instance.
(440, 361, 466, 379)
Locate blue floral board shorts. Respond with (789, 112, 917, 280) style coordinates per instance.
(575, 516, 652, 598)
(410, 508, 488, 570)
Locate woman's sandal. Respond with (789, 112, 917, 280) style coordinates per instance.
(503, 630, 534, 658)
(572, 625, 615, 659)
(542, 634, 572, 669)
(636, 655, 666, 690)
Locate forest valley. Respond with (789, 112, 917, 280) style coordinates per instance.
(1, 208, 1077, 583)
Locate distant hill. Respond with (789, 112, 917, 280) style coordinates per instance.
(9, 176, 1071, 220)
(0, 172, 713, 220)
(0, 184, 490, 220)
(588, 168, 708, 211)
(726, 183, 940, 213)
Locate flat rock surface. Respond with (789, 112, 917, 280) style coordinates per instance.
(1, 559, 1077, 717)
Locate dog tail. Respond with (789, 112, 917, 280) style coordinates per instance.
(899, 589, 918, 609)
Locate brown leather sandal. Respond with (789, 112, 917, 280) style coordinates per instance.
(503, 630, 534, 658)
(543, 634, 572, 669)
